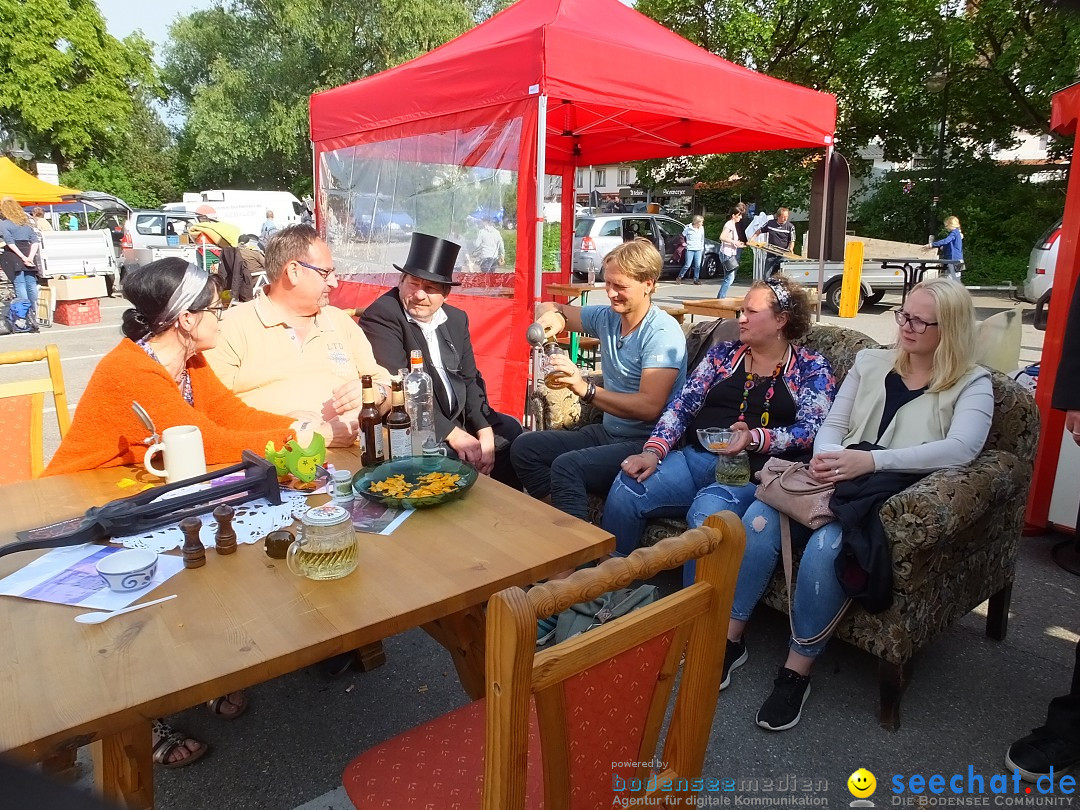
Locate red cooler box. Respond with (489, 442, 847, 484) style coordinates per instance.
(54, 298, 101, 326)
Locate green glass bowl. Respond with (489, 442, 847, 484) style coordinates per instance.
(351, 456, 479, 509)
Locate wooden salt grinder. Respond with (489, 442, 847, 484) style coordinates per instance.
(213, 505, 238, 555)
(180, 516, 206, 569)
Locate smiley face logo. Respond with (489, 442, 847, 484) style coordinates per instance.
(848, 768, 876, 798)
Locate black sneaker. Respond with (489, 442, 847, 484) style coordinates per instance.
(756, 667, 811, 731)
(720, 639, 747, 691)
(1005, 727, 1080, 783)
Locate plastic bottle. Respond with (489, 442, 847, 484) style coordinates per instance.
(404, 350, 436, 454)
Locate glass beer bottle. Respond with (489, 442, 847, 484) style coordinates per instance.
(383, 377, 412, 460)
(359, 375, 385, 467)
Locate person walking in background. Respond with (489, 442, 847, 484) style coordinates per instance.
(717, 207, 745, 299)
(734, 202, 750, 263)
(1004, 277, 1080, 782)
(473, 216, 505, 272)
(758, 207, 796, 277)
(676, 215, 706, 285)
(926, 215, 964, 281)
(31, 207, 53, 232)
(0, 197, 41, 328)
(260, 210, 279, 243)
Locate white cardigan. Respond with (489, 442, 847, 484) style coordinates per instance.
(815, 349, 994, 473)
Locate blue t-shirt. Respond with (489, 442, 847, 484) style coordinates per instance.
(932, 228, 963, 262)
(579, 304, 687, 438)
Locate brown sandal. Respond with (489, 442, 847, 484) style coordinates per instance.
(152, 722, 207, 769)
(206, 691, 248, 720)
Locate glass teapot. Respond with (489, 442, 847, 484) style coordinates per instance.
(696, 427, 751, 487)
(286, 504, 358, 581)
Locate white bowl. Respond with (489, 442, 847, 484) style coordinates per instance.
(96, 549, 158, 593)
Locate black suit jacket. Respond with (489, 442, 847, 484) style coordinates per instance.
(359, 289, 494, 441)
(1053, 278, 1080, 412)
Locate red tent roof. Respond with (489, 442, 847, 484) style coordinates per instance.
(310, 0, 835, 166)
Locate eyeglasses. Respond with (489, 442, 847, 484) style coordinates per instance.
(296, 260, 336, 280)
(894, 310, 939, 334)
(199, 305, 228, 322)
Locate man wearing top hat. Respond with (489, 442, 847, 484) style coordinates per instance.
(359, 233, 522, 487)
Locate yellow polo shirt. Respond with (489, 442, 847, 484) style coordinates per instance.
(205, 293, 392, 420)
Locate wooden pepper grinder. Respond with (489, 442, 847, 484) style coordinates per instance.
(213, 505, 237, 555)
(180, 517, 206, 569)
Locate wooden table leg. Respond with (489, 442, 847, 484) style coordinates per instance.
(422, 605, 487, 700)
(93, 720, 153, 810)
(355, 640, 387, 672)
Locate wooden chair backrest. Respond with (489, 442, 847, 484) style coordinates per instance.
(0, 345, 71, 482)
(483, 512, 746, 810)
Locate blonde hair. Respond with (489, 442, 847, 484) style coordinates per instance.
(893, 278, 976, 392)
(602, 238, 662, 284)
(692, 215, 704, 225)
(0, 197, 29, 226)
(944, 216, 960, 230)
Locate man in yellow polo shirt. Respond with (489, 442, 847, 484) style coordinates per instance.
(205, 224, 392, 443)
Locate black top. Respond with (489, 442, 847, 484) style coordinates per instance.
(735, 216, 749, 242)
(688, 359, 798, 474)
(876, 371, 926, 441)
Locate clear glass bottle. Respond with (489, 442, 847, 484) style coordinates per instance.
(404, 350, 436, 454)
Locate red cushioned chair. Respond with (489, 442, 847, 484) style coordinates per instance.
(343, 512, 746, 809)
(0, 345, 71, 485)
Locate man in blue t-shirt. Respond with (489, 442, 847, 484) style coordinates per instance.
(510, 238, 687, 525)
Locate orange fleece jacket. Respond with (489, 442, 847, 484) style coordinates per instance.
(46, 339, 295, 476)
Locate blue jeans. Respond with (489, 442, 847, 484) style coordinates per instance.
(678, 249, 703, 281)
(604, 444, 757, 586)
(510, 423, 645, 521)
(13, 271, 38, 310)
(733, 500, 848, 658)
(717, 269, 736, 300)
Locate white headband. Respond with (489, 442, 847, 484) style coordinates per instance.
(153, 263, 210, 332)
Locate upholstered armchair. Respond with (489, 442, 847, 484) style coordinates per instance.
(526, 323, 1039, 729)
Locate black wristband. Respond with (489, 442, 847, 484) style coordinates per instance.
(580, 381, 597, 403)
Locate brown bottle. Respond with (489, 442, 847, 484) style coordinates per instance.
(383, 378, 412, 460)
(360, 374, 385, 467)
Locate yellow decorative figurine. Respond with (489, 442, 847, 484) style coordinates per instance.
(265, 432, 326, 488)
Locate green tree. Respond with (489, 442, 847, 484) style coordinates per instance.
(61, 91, 182, 208)
(0, 0, 157, 165)
(162, 0, 480, 193)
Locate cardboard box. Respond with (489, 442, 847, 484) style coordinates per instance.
(54, 298, 101, 326)
(48, 276, 107, 301)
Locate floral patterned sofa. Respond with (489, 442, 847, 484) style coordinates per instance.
(526, 323, 1040, 729)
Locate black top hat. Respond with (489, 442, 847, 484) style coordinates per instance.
(393, 233, 461, 286)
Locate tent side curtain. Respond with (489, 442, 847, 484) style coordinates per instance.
(316, 99, 536, 419)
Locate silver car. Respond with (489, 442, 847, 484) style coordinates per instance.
(572, 214, 724, 280)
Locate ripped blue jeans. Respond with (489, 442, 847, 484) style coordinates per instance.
(603, 444, 757, 587)
(732, 500, 848, 658)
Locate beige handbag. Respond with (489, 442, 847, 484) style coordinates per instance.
(754, 458, 848, 646)
(754, 458, 835, 530)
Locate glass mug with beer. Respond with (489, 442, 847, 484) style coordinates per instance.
(286, 504, 358, 580)
(540, 339, 572, 389)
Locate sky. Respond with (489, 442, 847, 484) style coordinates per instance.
(97, 0, 213, 55)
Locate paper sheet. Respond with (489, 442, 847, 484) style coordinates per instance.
(0, 544, 185, 611)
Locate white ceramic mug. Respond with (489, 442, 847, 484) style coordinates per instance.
(144, 425, 207, 483)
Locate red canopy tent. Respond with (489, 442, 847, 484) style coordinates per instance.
(310, 0, 836, 417)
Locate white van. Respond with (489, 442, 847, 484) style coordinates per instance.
(164, 190, 306, 237)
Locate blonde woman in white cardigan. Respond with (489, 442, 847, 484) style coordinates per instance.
(725, 278, 994, 732)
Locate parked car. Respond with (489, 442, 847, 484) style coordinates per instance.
(1021, 218, 1060, 304)
(572, 214, 724, 280)
(354, 208, 416, 241)
(120, 210, 205, 277)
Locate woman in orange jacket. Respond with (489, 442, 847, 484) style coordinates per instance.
(46, 258, 356, 768)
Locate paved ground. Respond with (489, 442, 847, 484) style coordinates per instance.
(3, 277, 1076, 809)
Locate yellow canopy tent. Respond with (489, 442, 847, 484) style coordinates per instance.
(0, 157, 79, 204)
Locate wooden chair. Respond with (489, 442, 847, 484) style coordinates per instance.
(343, 512, 746, 809)
(0, 345, 71, 484)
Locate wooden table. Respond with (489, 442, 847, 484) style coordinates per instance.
(682, 298, 742, 321)
(0, 448, 612, 808)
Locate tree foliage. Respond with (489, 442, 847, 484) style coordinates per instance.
(162, 0, 485, 193)
(633, 0, 1080, 213)
(0, 0, 158, 165)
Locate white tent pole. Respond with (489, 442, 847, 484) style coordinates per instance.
(534, 94, 548, 300)
(815, 140, 834, 323)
